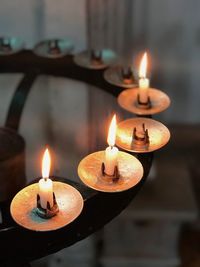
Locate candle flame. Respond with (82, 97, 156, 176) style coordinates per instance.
(42, 148, 51, 179)
(139, 52, 148, 78)
(107, 114, 117, 147)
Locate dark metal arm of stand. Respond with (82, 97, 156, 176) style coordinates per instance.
(0, 50, 153, 266)
(5, 72, 38, 131)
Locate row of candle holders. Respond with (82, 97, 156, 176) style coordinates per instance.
(5, 37, 171, 232)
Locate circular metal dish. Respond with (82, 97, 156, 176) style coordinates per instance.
(118, 88, 170, 115)
(0, 37, 24, 55)
(116, 118, 170, 153)
(74, 49, 117, 69)
(78, 151, 143, 193)
(33, 39, 74, 58)
(104, 66, 137, 88)
(10, 182, 84, 231)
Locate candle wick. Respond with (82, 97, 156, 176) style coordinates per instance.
(44, 177, 47, 181)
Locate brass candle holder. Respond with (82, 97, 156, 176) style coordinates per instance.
(10, 181, 84, 231)
(33, 38, 74, 58)
(116, 118, 170, 153)
(74, 49, 117, 69)
(118, 88, 170, 115)
(78, 151, 143, 193)
(104, 65, 137, 88)
(0, 36, 24, 56)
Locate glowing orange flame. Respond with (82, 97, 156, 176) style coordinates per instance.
(107, 114, 117, 147)
(42, 148, 51, 179)
(139, 52, 148, 78)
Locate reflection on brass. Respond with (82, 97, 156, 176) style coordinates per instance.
(10, 182, 84, 231)
(74, 49, 117, 70)
(0, 37, 24, 55)
(118, 88, 170, 115)
(116, 118, 170, 153)
(78, 151, 143, 193)
(33, 39, 74, 58)
(104, 66, 137, 88)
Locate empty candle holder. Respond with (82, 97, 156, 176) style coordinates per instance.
(36, 191, 59, 219)
(0, 36, 24, 56)
(48, 39, 61, 55)
(74, 49, 117, 70)
(0, 37, 12, 52)
(104, 65, 137, 88)
(33, 38, 74, 58)
(116, 117, 170, 153)
(121, 66, 135, 85)
(90, 50, 103, 65)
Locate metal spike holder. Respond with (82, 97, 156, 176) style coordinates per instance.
(132, 123, 150, 147)
(101, 162, 120, 183)
(36, 192, 59, 219)
(48, 40, 61, 55)
(121, 66, 134, 85)
(137, 93, 152, 109)
(90, 50, 103, 65)
(0, 38, 12, 52)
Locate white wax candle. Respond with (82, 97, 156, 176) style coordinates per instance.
(104, 114, 119, 176)
(139, 77, 149, 103)
(38, 178, 53, 209)
(138, 52, 150, 103)
(104, 146, 119, 176)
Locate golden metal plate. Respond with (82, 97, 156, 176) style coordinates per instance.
(0, 37, 24, 56)
(78, 151, 143, 193)
(10, 182, 84, 231)
(73, 50, 117, 69)
(33, 39, 74, 58)
(104, 66, 137, 88)
(116, 118, 170, 153)
(118, 88, 170, 115)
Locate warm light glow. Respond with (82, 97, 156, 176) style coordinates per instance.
(42, 148, 51, 179)
(139, 52, 148, 78)
(107, 115, 117, 147)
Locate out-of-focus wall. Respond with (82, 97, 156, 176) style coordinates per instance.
(87, 0, 200, 123)
(0, 0, 87, 50)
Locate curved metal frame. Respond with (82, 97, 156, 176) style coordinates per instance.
(0, 50, 153, 266)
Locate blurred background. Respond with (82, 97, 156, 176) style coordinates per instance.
(0, 0, 200, 266)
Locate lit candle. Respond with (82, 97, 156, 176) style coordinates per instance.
(38, 148, 54, 209)
(104, 115, 119, 176)
(139, 52, 149, 103)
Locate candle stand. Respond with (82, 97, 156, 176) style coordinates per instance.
(0, 38, 165, 266)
